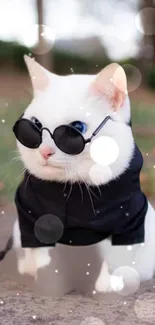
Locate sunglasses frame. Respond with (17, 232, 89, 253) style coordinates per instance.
(13, 115, 112, 155)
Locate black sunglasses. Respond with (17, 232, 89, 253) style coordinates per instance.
(12, 115, 111, 155)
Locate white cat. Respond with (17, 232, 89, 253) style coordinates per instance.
(2, 56, 155, 293)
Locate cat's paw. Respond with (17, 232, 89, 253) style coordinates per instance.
(17, 248, 52, 279)
(18, 257, 38, 280)
(34, 248, 52, 269)
(95, 274, 124, 293)
(95, 275, 112, 292)
(110, 275, 124, 292)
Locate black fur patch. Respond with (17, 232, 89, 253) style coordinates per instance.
(0, 236, 13, 261)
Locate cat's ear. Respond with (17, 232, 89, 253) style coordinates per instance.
(90, 63, 127, 111)
(24, 55, 51, 94)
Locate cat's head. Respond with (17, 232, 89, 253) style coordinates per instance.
(15, 56, 134, 185)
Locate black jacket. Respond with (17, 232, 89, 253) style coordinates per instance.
(15, 143, 148, 248)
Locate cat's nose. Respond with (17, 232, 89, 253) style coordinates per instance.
(39, 145, 55, 159)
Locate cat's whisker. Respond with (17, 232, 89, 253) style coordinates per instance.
(0, 158, 22, 185)
(81, 183, 96, 215)
(24, 171, 31, 192)
(70, 164, 96, 214)
(11, 157, 20, 163)
(15, 168, 26, 181)
(11, 155, 21, 161)
(76, 172, 99, 200)
(6, 167, 26, 195)
(63, 181, 68, 193)
(66, 182, 73, 201)
(64, 165, 74, 201)
(63, 166, 69, 192)
(10, 156, 22, 165)
(11, 150, 19, 154)
(68, 165, 84, 202)
(76, 180, 84, 202)
(10, 150, 22, 164)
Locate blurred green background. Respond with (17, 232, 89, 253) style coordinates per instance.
(0, 0, 155, 205)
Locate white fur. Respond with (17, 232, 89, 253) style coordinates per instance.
(17, 70, 133, 184)
(13, 219, 22, 249)
(95, 260, 124, 292)
(95, 202, 155, 292)
(13, 219, 52, 278)
(13, 58, 155, 290)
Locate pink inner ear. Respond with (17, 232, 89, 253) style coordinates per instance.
(89, 64, 127, 111)
(31, 64, 50, 91)
(89, 82, 105, 97)
(113, 87, 125, 109)
(24, 56, 50, 92)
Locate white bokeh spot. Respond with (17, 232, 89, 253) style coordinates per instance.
(34, 214, 64, 244)
(89, 164, 112, 185)
(20, 24, 55, 54)
(135, 8, 155, 36)
(127, 245, 132, 251)
(90, 136, 119, 166)
(113, 64, 142, 93)
(111, 266, 140, 296)
(123, 64, 142, 92)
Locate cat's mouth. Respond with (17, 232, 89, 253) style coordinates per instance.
(48, 163, 64, 169)
(38, 156, 72, 171)
(41, 160, 66, 170)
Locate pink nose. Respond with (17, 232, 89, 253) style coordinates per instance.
(39, 145, 55, 160)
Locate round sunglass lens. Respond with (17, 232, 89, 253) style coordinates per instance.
(13, 119, 41, 149)
(53, 125, 85, 155)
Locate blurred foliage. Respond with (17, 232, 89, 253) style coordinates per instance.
(0, 40, 155, 88)
(0, 98, 28, 203)
(0, 40, 110, 74)
(146, 65, 155, 90)
(131, 102, 155, 127)
(140, 168, 155, 200)
(0, 41, 29, 70)
(53, 51, 109, 75)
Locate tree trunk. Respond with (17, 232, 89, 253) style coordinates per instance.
(35, 0, 52, 71)
(137, 0, 155, 86)
(139, 0, 155, 66)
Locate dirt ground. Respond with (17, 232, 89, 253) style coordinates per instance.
(1, 203, 155, 325)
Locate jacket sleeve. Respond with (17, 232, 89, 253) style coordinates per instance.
(15, 185, 55, 248)
(111, 193, 147, 246)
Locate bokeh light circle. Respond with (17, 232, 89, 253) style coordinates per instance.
(111, 266, 140, 296)
(80, 317, 104, 325)
(34, 214, 64, 244)
(135, 293, 155, 323)
(89, 164, 112, 185)
(113, 64, 142, 93)
(135, 8, 155, 35)
(21, 24, 55, 54)
(90, 136, 119, 166)
(142, 44, 154, 59)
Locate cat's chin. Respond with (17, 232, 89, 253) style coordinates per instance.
(41, 164, 66, 176)
(45, 163, 64, 170)
(39, 160, 65, 170)
(29, 164, 66, 182)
